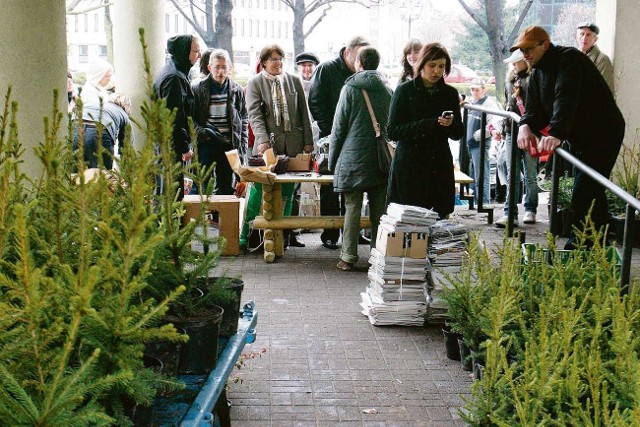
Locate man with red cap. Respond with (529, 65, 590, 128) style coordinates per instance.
(512, 25, 625, 250)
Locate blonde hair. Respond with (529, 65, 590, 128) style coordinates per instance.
(108, 92, 132, 115)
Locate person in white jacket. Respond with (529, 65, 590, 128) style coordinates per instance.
(80, 59, 113, 109)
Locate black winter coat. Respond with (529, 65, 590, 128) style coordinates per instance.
(329, 71, 392, 192)
(386, 78, 463, 218)
(192, 77, 249, 162)
(153, 35, 194, 158)
(520, 44, 624, 153)
(308, 47, 354, 137)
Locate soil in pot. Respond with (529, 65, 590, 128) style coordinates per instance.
(442, 327, 462, 361)
(166, 305, 224, 375)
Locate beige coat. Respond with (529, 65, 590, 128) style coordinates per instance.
(587, 45, 614, 93)
(246, 72, 313, 156)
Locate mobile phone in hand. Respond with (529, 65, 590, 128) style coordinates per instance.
(442, 110, 454, 118)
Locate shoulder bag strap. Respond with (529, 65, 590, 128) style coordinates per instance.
(361, 89, 381, 137)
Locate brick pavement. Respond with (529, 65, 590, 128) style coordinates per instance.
(218, 192, 639, 426)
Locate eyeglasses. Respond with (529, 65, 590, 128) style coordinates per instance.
(211, 66, 229, 71)
(521, 42, 543, 55)
(268, 57, 283, 63)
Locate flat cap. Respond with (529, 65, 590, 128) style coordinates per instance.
(577, 22, 600, 35)
(295, 52, 320, 65)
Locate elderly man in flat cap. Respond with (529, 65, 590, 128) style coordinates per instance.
(296, 52, 320, 97)
(576, 22, 614, 92)
(512, 25, 625, 250)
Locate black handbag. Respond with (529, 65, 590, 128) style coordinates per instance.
(362, 89, 393, 175)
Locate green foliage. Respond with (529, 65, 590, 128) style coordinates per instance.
(607, 132, 640, 217)
(0, 28, 238, 426)
(541, 172, 574, 210)
(454, 220, 640, 426)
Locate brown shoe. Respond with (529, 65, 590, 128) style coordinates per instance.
(336, 260, 354, 271)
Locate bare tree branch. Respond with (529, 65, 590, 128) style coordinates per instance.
(170, 0, 204, 35)
(457, 0, 489, 33)
(66, 2, 113, 15)
(506, 0, 534, 46)
(304, 4, 332, 37)
(66, 0, 83, 13)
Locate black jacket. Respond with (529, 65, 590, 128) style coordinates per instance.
(192, 77, 249, 162)
(520, 44, 624, 152)
(386, 78, 463, 218)
(153, 35, 194, 158)
(308, 47, 354, 137)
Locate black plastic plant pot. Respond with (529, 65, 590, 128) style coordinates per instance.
(443, 328, 462, 361)
(458, 338, 473, 371)
(203, 277, 245, 338)
(219, 278, 244, 337)
(144, 326, 185, 376)
(168, 306, 224, 375)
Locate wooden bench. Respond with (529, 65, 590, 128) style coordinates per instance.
(252, 215, 372, 230)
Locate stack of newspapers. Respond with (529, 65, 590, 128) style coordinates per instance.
(381, 203, 439, 232)
(426, 220, 469, 323)
(360, 204, 437, 326)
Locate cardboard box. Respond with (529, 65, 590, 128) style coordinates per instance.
(375, 229, 428, 259)
(183, 195, 240, 256)
(288, 153, 312, 171)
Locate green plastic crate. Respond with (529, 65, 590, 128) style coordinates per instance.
(521, 243, 621, 279)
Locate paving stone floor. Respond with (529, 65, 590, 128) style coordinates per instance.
(217, 192, 640, 426)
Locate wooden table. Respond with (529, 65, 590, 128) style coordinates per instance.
(249, 171, 474, 263)
(249, 173, 371, 262)
(454, 170, 475, 209)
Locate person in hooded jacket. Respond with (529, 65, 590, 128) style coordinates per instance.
(330, 46, 392, 271)
(387, 42, 464, 219)
(80, 59, 113, 108)
(153, 34, 202, 199)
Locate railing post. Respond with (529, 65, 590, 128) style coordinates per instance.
(506, 122, 519, 237)
(621, 203, 635, 293)
(549, 152, 561, 237)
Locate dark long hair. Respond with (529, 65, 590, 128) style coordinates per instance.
(414, 42, 452, 80)
(400, 39, 423, 82)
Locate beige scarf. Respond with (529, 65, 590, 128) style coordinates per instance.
(262, 70, 291, 131)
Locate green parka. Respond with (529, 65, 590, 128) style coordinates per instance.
(329, 70, 392, 192)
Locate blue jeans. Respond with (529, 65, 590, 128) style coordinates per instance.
(467, 139, 491, 205)
(498, 137, 539, 215)
(341, 187, 386, 264)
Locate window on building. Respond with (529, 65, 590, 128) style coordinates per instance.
(184, 16, 188, 32)
(285, 22, 288, 39)
(93, 14, 99, 32)
(79, 45, 89, 63)
(278, 21, 281, 38)
(271, 0, 274, 9)
(241, 19, 245, 37)
(234, 19, 237, 36)
(271, 21, 274, 37)
(83, 14, 88, 32)
(174, 14, 179, 32)
(165, 14, 170, 32)
(99, 45, 108, 57)
(256, 20, 260, 37)
(263, 20, 267, 36)
(74, 16, 79, 32)
(248, 0, 252, 7)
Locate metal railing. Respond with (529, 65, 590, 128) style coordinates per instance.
(462, 103, 639, 289)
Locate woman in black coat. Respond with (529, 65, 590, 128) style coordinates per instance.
(386, 43, 464, 219)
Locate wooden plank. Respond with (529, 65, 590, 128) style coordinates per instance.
(253, 216, 372, 230)
(454, 170, 474, 184)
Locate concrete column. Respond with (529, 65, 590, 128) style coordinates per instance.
(112, 0, 165, 148)
(0, 0, 67, 178)
(597, 0, 640, 148)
